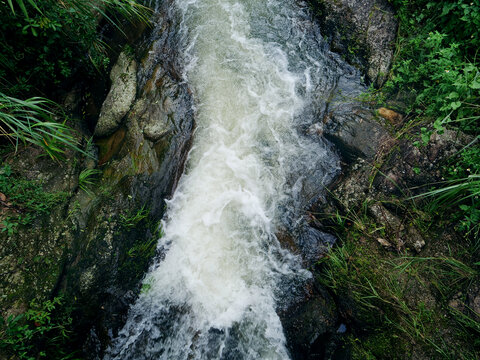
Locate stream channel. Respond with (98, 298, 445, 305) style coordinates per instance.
(105, 0, 364, 358)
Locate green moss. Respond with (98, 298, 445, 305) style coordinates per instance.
(350, 332, 406, 360)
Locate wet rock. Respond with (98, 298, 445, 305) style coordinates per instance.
(278, 221, 336, 268)
(331, 158, 371, 210)
(296, 225, 336, 268)
(323, 106, 392, 161)
(132, 65, 176, 142)
(369, 202, 406, 251)
(311, 0, 398, 87)
(368, 202, 426, 253)
(96, 127, 127, 165)
(94, 52, 137, 137)
(282, 286, 338, 360)
(427, 129, 472, 165)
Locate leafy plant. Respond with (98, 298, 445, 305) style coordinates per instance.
(382, 0, 480, 250)
(0, 0, 151, 98)
(414, 175, 480, 206)
(78, 168, 103, 194)
(0, 296, 76, 360)
(119, 205, 150, 229)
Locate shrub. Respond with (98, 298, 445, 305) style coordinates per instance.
(0, 92, 85, 160)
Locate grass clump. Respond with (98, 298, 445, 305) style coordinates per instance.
(315, 201, 480, 359)
(119, 205, 150, 229)
(317, 234, 480, 358)
(0, 93, 87, 160)
(78, 168, 103, 194)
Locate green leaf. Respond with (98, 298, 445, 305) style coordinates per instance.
(16, 0, 29, 18)
(6, 0, 15, 14)
(470, 80, 480, 89)
(450, 101, 462, 110)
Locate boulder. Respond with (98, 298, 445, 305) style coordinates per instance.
(94, 52, 137, 137)
(311, 0, 398, 87)
(281, 285, 338, 360)
(323, 105, 392, 162)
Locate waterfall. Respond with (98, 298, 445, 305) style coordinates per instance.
(105, 0, 361, 358)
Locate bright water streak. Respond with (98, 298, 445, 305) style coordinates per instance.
(106, 0, 347, 358)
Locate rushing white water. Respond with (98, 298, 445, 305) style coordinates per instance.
(106, 0, 359, 358)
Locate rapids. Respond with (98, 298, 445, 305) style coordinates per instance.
(105, 0, 363, 358)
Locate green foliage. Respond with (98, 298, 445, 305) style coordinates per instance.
(0, 92, 87, 160)
(0, 164, 68, 233)
(317, 203, 480, 358)
(78, 168, 102, 194)
(0, 0, 150, 97)
(318, 239, 480, 358)
(0, 296, 76, 360)
(119, 205, 150, 229)
(384, 0, 480, 245)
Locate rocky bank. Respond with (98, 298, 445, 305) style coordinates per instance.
(1, 4, 194, 358)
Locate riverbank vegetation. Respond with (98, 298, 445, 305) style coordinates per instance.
(316, 1, 480, 358)
(0, 0, 150, 159)
(384, 0, 479, 241)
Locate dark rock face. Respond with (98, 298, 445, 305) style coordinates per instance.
(311, 0, 397, 87)
(66, 9, 195, 357)
(278, 3, 401, 358)
(281, 283, 339, 360)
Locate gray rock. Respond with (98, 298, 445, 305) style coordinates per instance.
(369, 202, 427, 253)
(311, 0, 397, 87)
(323, 105, 392, 161)
(94, 52, 137, 137)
